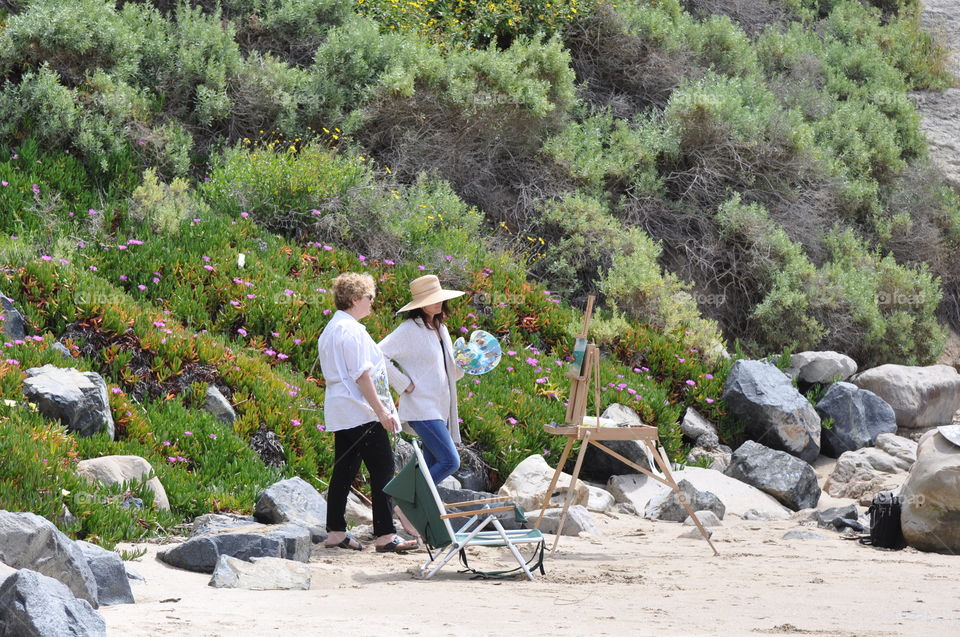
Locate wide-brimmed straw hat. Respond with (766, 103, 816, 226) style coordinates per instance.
(396, 275, 464, 313)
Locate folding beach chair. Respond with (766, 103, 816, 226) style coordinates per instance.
(384, 440, 546, 580)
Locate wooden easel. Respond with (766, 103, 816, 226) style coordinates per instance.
(533, 298, 719, 556)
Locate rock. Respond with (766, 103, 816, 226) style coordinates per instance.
(683, 511, 722, 527)
(782, 530, 828, 541)
(686, 444, 733, 472)
(0, 511, 98, 607)
(437, 474, 462, 490)
(850, 364, 960, 429)
(815, 382, 897, 457)
(912, 89, 960, 190)
(254, 477, 327, 541)
(585, 483, 616, 513)
(0, 562, 15, 588)
(157, 523, 312, 574)
(124, 566, 145, 583)
(786, 351, 857, 384)
(75, 455, 169, 511)
(209, 555, 311, 590)
(811, 505, 867, 534)
(578, 404, 654, 482)
(536, 505, 599, 536)
(645, 479, 726, 522)
(724, 440, 821, 511)
(344, 493, 372, 527)
(900, 429, 960, 554)
(823, 433, 917, 502)
(919, 0, 959, 76)
(437, 486, 522, 531)
(609, 467, 792, 520)
(0, 569, 105, 637)
(452, 444, 492, 493)
(0, 293, 26, 340)
(51, 341, 73, 359)
(22, 365, 115, 440)
(204, 385, 236, 424)
(74, 541, 134, 606)
(680, 407, 720, 448)
(721, 359, 821, 462)
(191, 513, 257, 537)
(678, 527, 713, 540)
(498, 454, 589, 512)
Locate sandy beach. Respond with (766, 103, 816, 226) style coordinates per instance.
(102, 507, 960, 637)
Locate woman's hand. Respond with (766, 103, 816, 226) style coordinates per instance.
(377, 409, 400, 433)
(404, 382, 416, 394)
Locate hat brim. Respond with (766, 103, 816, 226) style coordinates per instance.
(396, 289, 465, 313)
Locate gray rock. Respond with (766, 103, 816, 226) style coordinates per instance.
(724, 440, 821, 511)
(204, 385, 236, 424)
(537, 505, 599, 536)
(812, 505, 867, 533)
(22, 365, 114, 439)
(124, 566, 146, 582)
(75, 455, 169, 511)
(0, 569, 105, 637)
(254, 477, 327, 541)
(190, 513, 257, 537)
(912, 88, 960, 190)
(850, 364, 960, 429)
(681, 407, 720, 448)
(786, 351, 857, 384)
(157, 523, 312, 574)
(816, 382, 898, 457)
(900, 429, 960, 554)
(645, 479, 725, 522)
(722, 360, 821, 462)
(686, 444, 733, 472)
(0, 562, 15, 588)
(209, 555, 311, 590)
(782, 530, 828, 541)
(683, 510, 723, 527)
(823, 434, 917, 503)
(0, 294, 26, 340)
(678, 526, 713, 540)
(0, 511, 98, 607)
(51, 342, 73, 360)
(75, 541, 134, 606)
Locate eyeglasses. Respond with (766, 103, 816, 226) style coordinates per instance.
(365, 294, 376, 302)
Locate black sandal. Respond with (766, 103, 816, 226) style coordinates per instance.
(325, 532, 364, 551)
(375, 536, 418, 553)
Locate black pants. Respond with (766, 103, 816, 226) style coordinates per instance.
(326, 421, 397, 537)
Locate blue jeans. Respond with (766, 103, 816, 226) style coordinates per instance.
(409, 419, 460, 485)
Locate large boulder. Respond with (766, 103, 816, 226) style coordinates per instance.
(0, 563, 15, 588)
(815, 382, 897, 457)
(786, 351, 857, 384)
(850, 364, 960, 429)
(204, 385, 236, 424)
(608, 467, 792, 520)
(722, 360, 821, 462)
(22, 365, 115, 439)
(0, 293, 26, 340)
(579, 404, 654, 482)
(157, 522, 312, 574)
(644, 479, 725, 522)
(0, 511, 98, 607)
(209, 555, 311, 590)
(75, 455, 169, 511)
(680, 407, 720, 449)
(498, 454, 589, 512)
(537, 505, 599, 536)
(724, 441, 820, 511)
(0, 569, 105, 637)
(75, 541, 134, 606)
(900, 427, 960, 554)
(823, 434, 917, 503)
(254, 477, 327, 541)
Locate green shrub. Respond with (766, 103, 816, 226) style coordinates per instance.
(130, 168, 209, 235)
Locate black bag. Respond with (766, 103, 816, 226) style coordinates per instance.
(864, 491, 905, 549)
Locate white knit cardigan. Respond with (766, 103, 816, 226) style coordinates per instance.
(378, 318, 465, 444)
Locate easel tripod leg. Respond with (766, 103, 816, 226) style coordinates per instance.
(551, 430, 591, 552)
(534, 436, 575, 530)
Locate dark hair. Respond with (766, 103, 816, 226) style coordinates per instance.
(404, 301, 450, 331)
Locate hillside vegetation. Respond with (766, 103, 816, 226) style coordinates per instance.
(0, 0, 955, 544)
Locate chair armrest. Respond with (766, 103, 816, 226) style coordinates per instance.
(440, 505, 515, 520)
(442, 495, 511, 509)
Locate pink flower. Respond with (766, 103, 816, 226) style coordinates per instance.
(384, 259, 395, 266)
(705, 398, 715, 404)
(417, 265, 426, 270)
(283, 289, 294, 296)
(507, 417, 518, 425)
(705, 373, 714, 380)
(184, 431, 192, 436)
(137, 285, 146, 291)
(316, 424, 325, 432)
(291, 419, 301, 426)
(120, 275, 128, 281)
(111, 388, 122, 394)
(535, 377, 547, 384)
(0, 181, 7, 186)
(163, 441, 171, 447)
(230, 300, 240, 307)
(209, 433, 217, 439)
(525, 357, 538, 366)
(89, 265, 97, 271)
(322, 245, 332, 251)
(685, 379, 696, 386)
(32, 184, 39, 195)
(237, 328, 248, 336)
(507, 350, 516, 356)
(117, 244, 127, 250)
(41, 255, 52, 261)
(202, 256, 211, 262)
(240, 211, 249, 218)
(203, 265, 214, 271)
(277, 353, 289, 360)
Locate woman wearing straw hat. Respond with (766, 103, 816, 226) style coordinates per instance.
(379, 275, 465, 485)
(316, 272, 417, 553)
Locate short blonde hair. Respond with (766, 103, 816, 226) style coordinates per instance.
(332, 272, 375, 310)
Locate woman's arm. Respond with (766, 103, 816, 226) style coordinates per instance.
(378, 324, 414, 393)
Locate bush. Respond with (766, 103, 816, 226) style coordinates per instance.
(130, 168, 209, 235)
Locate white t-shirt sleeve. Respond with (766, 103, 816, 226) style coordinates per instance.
(338, 328, 375, 382)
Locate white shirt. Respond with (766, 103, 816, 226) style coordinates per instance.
(378, 319, 464, 443)
(317, 310, 397, 432)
